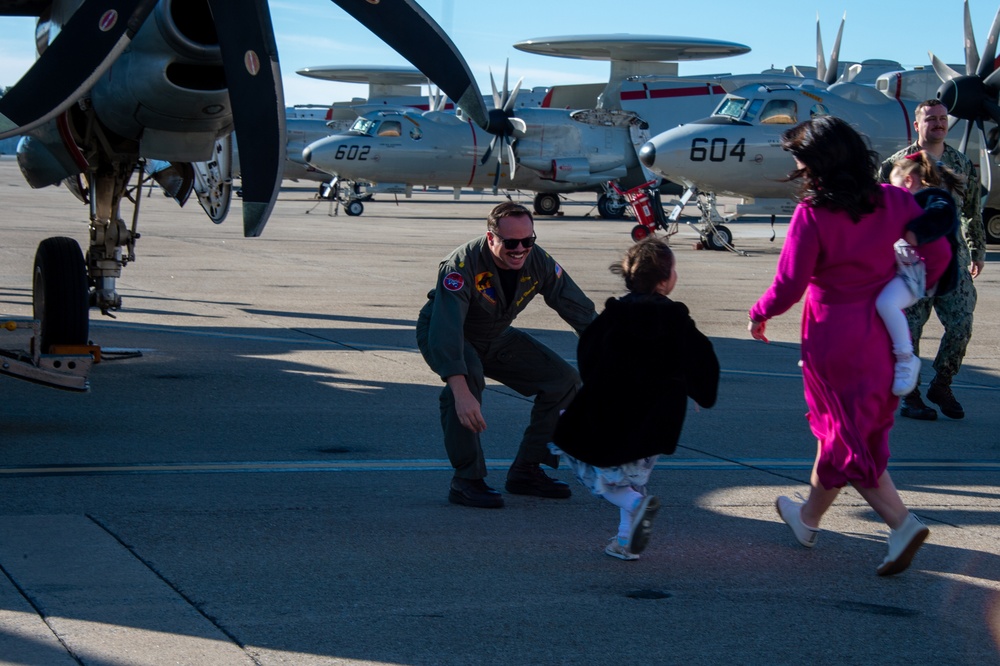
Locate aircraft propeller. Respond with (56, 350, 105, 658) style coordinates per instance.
(479, 63, 527, 192)
(330, 0, 525, 193)
(929, 1, 1000, 189)
(815, 11, 845, 85)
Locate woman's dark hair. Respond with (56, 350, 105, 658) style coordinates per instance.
(611, 237, 675, 294)
(780, 116, 881, 222)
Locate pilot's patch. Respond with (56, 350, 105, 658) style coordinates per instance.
(99, 10, 118, 31)
(443, 272, 464, 291)
(475, 271, 497, 305)
(554, 263, 563, 278)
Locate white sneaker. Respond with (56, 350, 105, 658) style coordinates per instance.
(892, 354, 921, 396)
(877, 513, 929, 576)
(775, 495, 819, 548)
(605, 538, 640, 561)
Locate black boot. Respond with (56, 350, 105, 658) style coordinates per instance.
(900, 388, 937, 420)
(505, 462, 571, 498)
(926, 378, 964, 420)
(449, 477, 504, 508)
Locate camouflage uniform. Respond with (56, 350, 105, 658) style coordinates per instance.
(878, 142, 985, 386)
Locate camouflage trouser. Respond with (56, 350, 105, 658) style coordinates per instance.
(905, 268, 977, 385)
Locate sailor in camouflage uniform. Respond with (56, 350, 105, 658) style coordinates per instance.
(416, 202, 597, 508)
(877, 100, 986, 420)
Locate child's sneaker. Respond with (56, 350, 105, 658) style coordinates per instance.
(892, 354, 921, 396)
(627, 495, 660, 555)
(605, 537, 639, 561)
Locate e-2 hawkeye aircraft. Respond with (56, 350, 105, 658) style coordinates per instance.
(301, 32, 749, 219)
(638, 1, 1000, 247)
(0, 0, 450, 391)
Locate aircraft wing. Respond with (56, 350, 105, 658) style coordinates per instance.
(0, 0, 157, 140)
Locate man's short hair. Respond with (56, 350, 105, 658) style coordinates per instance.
(915, 99, 946, 116)
(487, 201, 533, 232)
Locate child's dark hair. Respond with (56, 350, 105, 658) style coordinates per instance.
(610, 237, 675, 293)
(890, 150, 966, 198)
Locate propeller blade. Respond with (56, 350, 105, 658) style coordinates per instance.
(975, 4, 1000, 79)
(508, 117, 527, 137)
(503, 78, 525, 114)
(489, 69, 502, 110)
(481, 135, 498, 166)
(207, 0, 285, 238)
(815, 12, 827, 83)
(824, 12, 845, 85)
(929, 52, 962, 82)
(0, 0, 157, 140)
(964, 0, 980, 76)
(330, 0, 490, 130)
(983, 67, 1000, 90)
(505, 138, 517, 179)
(501, 60, 510, 109)
(958, 119, 974, 154)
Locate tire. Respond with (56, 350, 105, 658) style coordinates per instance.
(630, 225, 650, 242)
(533, 193, 560, 216)
(985, 208, 1000, 244)
(597, 193, 627, 220)
(706, 225, 733, 251)
(33, 237, 89, 353)
(345, 200, 364, 216)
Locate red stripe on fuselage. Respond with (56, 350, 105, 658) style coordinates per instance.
(621, 85, 725, 101)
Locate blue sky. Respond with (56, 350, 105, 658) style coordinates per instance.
(1, 1, 997, 107)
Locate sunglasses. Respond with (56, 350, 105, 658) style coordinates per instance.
(492, 231, 537, 250)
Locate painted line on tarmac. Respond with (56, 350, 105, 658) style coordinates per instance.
(1, 458, 998, 477)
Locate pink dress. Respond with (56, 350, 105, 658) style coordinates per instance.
(750, 185, 951, 489)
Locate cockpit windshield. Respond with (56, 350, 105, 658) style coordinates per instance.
(350, 117, 377, 136)
(714, 97, 748, 119)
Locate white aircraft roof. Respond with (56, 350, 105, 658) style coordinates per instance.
(296, 65, 427, 85)
(513, 35, 750, 62)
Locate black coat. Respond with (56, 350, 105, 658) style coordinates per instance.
(552, 293, 719, 467)
(909, 187, 960, 296)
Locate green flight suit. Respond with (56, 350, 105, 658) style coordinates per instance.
(416, 235, 596, 479)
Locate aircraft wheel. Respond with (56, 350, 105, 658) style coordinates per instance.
(345, 200, 364, 216)
(33, 237, 89, 353)
(597, 193, 627, 219)
(630, 225, 651, 243)
(533, 193, 560, 216)
(706, 225, 733, 251)
(985, 207, 1000, 244)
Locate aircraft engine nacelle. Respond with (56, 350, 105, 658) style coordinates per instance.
(16, 126, 83, 189)
(524, 156, 627, 185)
(87, 0, 233, 162)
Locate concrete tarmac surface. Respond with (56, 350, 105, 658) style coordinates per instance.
(1, 158, 998, 665)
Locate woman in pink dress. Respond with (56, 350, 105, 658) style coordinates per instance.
(747, 116, 951, 576)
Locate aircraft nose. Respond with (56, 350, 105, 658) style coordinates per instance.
(639, 142, 656, 168)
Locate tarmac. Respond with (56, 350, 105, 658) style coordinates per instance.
(1, 157, 998, 665)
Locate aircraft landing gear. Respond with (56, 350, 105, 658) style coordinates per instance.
(533, 192, 560, 216)
(345, 200, 364, 216)
(985, 207, 1000, 244)
(597, 192, 627, 220)
(668, 187, 748, 256)
(33, 237, 89, 352)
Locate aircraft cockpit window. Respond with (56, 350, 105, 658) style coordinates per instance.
(714, 97, 747, 119)
(809, 104, 830, 118)
(743, 99, 764, 122)
(377, 121, 402, 137)
(758, 100, 797, 124)
(350, 117, 377, 136)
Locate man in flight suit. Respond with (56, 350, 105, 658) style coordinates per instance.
(416, 202, 597, 508)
